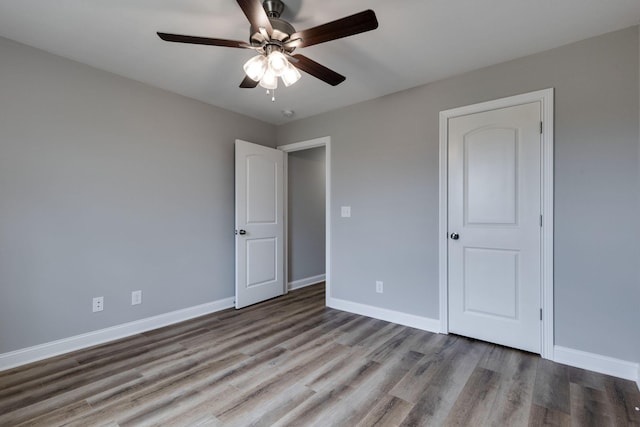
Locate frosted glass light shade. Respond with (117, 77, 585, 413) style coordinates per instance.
(281, 63, 301, 87)
(268, 51, 289, 77)
(243, 55, 267, 81)
(259, 68, 278, 90)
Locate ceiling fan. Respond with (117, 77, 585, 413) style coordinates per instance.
(157, 0, 378, 92)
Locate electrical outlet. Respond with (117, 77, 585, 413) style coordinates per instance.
(376, 281, 383, 293)
(131, 290, 142, 305)
(92, 296, 104, 312)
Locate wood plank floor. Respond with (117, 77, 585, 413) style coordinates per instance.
(1, 284, 639, 426)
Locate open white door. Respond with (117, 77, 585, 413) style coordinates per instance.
(448, 102, 542, 353)
(235, 140, 285, 309)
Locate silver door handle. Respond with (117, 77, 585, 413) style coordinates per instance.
(235, 229, 247, 235)
(450, 233, 459, 240)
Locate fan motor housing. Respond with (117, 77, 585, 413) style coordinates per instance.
(249, 0, 296, 52)
(250, 18, 295, 45)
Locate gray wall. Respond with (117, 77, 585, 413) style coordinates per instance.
(277, 27, 640, 363)
(2, 26, 639, 366)
(0, 37, 276, 353)
(287, 147, 326, 283)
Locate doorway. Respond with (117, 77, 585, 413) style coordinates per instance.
(286, 146, 326, 290)
(278, 137, 331, 304)
(438, 89, 554, 358)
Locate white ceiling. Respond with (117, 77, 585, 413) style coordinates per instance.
(1, 0, 639, 124)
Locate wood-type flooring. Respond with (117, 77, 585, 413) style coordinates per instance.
(1, 284, 639, 426)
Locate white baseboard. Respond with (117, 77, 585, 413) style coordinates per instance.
(0, 297, 235, 372)
(288, 274, 325, 290)
(554, 345, 640, 383)
(327, 297, 440, 333)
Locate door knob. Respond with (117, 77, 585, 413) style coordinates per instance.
(450, 233, 459, 240)
(236, 229, 247, 235)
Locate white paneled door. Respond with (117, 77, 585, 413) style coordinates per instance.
(448, 102, 542, 353)
(235, 140, 285, 309)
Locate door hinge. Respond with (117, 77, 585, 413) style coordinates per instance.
(540, 121, 543, 134)
(539, 215, 543, 227)
(540, 308, 543, 321)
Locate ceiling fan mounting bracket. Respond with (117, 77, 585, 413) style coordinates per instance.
(262, 0, 285, 18)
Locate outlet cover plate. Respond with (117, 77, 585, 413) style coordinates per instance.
(131, 290, 142, 305)
(92, 296, 104, 312)
(376, 281, 383, 293)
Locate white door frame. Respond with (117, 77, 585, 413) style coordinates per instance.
(438, 89, 554, 359)
(277, 136, 331, 305)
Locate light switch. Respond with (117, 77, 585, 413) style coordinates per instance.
(341, 206, 351, 217)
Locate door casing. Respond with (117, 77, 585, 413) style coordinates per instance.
(438, 89, 554, 359)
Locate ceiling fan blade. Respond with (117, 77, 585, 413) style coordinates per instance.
(157, 32, 249, 48)
(291, 54, 346, 86)
(240, 75, 259, 88)
(236, 0, 274, 35)
(290, 10, 378, 48)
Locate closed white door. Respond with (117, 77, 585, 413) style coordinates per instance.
(448, 102, 541, 353)
(235, 140, 285, 309)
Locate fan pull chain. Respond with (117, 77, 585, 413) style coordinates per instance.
(266, 89, 276, 102)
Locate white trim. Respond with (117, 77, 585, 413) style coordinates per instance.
(288, 274, 326, 290)
(282, 150, 289, 294)
(438, 89, 555, 359)
(278, 136, 331, 306)
(277, 137, 328, 152)
(327, 297, 441, 333)
(637, 27, 640, 393)
(438, 109, 449, 334)
(554, 346, 640, 382)
(540, 90, 555, 360)
(0, 297, 234, 372)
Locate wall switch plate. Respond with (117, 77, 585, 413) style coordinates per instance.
(341, 206, 351, 217)
(92, 296, 104, 312)
(376, 281, 383, 293)
(131, 290, 142, 305)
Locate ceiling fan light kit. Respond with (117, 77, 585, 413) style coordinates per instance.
(281, 63, 301, 87)
(157, 0, 378, 100)
(243, 51, 301, 93)
(260, 68, 278, 90)
(267, 51, 288, 76)
(243, 54, 267, 81)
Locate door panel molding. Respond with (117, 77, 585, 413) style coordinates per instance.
(438, 88, 554, 359)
